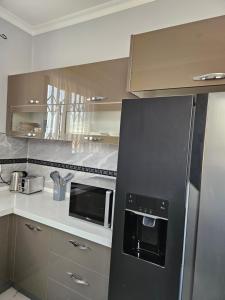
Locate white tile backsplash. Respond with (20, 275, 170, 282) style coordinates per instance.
(0, 134, 27, 159)
(27, 139, 118, 171)
(0, 133, 118, 188)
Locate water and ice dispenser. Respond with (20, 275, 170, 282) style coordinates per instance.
(123, 193, 169, 267)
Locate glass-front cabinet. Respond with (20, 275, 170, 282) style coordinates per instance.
(7, 58, 135, 144)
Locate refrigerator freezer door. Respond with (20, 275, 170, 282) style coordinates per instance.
(109, 96, 194, 300)
(193, 92, 225, 300)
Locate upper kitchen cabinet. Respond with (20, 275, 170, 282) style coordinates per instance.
(7, 58, 133, 144)
(7, 71, 49, 106)
(128, 16, 225, 96)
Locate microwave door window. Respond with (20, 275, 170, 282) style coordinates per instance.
(70, 185, 106, 225)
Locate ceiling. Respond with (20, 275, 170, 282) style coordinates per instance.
(0, 0, 155, 36)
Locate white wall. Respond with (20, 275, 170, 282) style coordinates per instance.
(1, 0, 225, 132)
(32, 0, 225, 70)
(0, 18, 32, 133)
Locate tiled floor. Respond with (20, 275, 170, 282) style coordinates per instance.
(0, 288, 30, 300)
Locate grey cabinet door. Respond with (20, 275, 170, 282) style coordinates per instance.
(13, 216, 50, 300)
(50, 229, 111, 276)
(47, 278, 88, 300)
(0, 215, 11, 292)
(48, 253, 109, 300)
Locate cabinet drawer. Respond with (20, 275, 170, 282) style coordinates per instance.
(48, 253, 108, 300)
(49, 229, 111, 276)
(47, 278, 88, 300)
(129, 16, 225, 92)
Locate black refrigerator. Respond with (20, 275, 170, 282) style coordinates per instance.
(109, 94, 210, 300)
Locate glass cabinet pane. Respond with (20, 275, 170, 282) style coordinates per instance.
(66, 110, 121, 136)
(11, 105, 66, 140)
(12, 112, 46, 138)
(65, 101, 122, 143)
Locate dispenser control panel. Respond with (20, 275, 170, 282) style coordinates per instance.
(126, 193, 169, 219)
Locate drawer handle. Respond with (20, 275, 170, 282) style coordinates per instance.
(193, 73, 225, 81)
(66, 272, 89, 286)
(25, 223, 35, 231)
(69, 240, 89, 250)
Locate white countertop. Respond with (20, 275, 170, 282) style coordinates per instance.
(0, 187, 112, 248)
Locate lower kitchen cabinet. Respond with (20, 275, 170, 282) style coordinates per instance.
(49, 228, 111, 276)
(48, 253, 109, 300)
(11, 216, 111, 300)
(47, 278, 88, 300)
(12, 217, 50, 300)
(0, 215, 11, 293)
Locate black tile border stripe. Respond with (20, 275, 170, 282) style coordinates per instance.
(0, 158, 117, 177)
(0, 158, 27, 164)
(28, 159, 117, 177)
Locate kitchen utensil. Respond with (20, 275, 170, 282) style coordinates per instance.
(50, 171, 74, 201)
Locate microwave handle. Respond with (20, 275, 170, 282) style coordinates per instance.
(104, 190, 112, 228)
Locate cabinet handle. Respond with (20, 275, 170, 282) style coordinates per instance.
(87, 96, 108, 101)
(193, 73, 225, 81)
(29, 99, 40, 104)
(66, 272, 89, 286)
(69, 240, 89, 250)
(84, 136, 103, 142)
(25, 223, 35, 231)
(27, 133, 36, 137)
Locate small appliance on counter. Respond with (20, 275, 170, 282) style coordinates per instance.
(18, 176, 45, 194)
(69, 182, 115, 228)
(9, 171, 27, 192)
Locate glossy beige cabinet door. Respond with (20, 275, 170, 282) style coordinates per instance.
(0, 216, 11, 293)
(7, 58, 133, 143)
(129, 15, 225, 93)
(7, 72, 49, 106)
(13, 217, 50, 300)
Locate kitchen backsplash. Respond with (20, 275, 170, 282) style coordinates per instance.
(0, 133, 28, 159)
(0, 133, 28, 183)
(0, 133, 118, 187)
(27, 139, 118, 171)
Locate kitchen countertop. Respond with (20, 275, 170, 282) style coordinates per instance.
(0, 186, 113, 248)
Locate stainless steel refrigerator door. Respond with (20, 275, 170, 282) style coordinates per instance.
(193, 92, 225, 300)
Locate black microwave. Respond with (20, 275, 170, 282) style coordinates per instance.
(69, 182, 114, 228)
